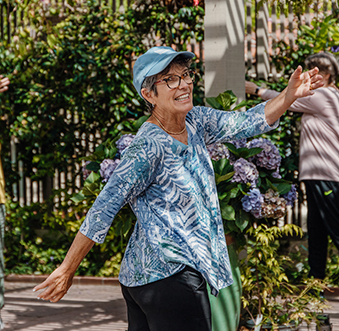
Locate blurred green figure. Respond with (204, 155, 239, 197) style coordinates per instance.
(0, 74, 10, 330)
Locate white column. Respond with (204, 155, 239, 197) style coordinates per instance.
(204, 0, 245, 104)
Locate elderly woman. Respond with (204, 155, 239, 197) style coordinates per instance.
(34, 46, 322, 331)
(246, 52, 339, 282)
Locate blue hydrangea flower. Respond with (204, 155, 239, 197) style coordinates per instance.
(241, 188, 263, 219)
(231, 158, 259, 187)
(116, 134, 135, 154)
(282, 184, 297, 206)
(247, 138, 281, 170)
(100, 159, 121, 182)
(207, 143, 229, 161)
(331, 46, 339, 53)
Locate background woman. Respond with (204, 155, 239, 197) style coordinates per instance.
(34, 46, 322, 331)
(246, 52, 339, 281)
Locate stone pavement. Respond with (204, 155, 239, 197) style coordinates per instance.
(2, 281, 128, 331)
(2, 280, 339, 331)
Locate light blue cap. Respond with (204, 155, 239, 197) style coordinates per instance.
(133, 46, 195, 98)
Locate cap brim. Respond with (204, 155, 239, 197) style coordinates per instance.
(146, 51, 195, 78)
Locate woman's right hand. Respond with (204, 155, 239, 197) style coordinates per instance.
(245, 81, 259, 95)
(33, 266, 75, 303)
(33, 232, 95, 302)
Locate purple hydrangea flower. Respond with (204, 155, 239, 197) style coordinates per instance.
(241, 188, 263, 219)
(282, 184, 297, 206)
(82, 161, 92, 180)
(207, 143, 229, 161)
(271, 167, 282, 179)
(228, 138, 247, 149)
(116, 134, 135, 154)
(100, 159, 121, 182)
(231, 158, 259, 187)
(247, 138, 281, 170)
(331, 46, 339, 53)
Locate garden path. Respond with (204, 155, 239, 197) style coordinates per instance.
(2, 281, 339, 330)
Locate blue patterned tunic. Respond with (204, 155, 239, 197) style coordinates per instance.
(80, 102, 277, 296)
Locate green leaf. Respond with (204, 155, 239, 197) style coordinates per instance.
(223, 142, 237, 154)
(85, 171, 101, 184)
(232, 99, 248, 111)
(274, 183, 292, 195)
(212, 158, 233, 176)
(246, 147, 263, 158)
(206, 97, 223, 110)
(216, 171, 235, 184)
(215, 90, 237, 111)
(86, 161, 100, 172)
(235, 209, 249, 232)
(70, 192, 86, 203)
(220, 203, 235, 221)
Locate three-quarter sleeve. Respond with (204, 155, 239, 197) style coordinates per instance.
(261, 88, 331, 114)
(194, 103, 278, 145)
(80, 136, 163, 243)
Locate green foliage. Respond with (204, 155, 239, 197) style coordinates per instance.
(272, 13, 339, 78)
(1, 0, 205, 276)
(241, 224, 328, 329)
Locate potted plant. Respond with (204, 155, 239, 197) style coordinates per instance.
(240, 224, 328, 330)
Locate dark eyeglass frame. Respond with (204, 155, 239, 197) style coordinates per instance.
(154, 70, 195, 89)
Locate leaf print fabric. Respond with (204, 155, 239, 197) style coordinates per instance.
(80, 101, 277, 296)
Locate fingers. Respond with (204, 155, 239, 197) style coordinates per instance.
(310, 80, 324, 91)
(0, 76, 10, 93)
(245, 81, 258, 94)
(33, 278, 51, 292)
(309, 66, 319, 77)
(292, 65, 303, 78)
(33, 270, 72, 303)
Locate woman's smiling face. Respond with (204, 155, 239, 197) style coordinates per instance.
(149, 64, 194, 117)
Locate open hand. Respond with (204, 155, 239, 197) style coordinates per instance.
(286, 66, 324, 100)
(0, 75, 10, 93)
(33, 267, 74, 303)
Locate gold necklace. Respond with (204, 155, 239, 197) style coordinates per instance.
(152, 113, 186, 135)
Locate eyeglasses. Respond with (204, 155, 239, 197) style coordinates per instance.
(154, 70, 195, 89)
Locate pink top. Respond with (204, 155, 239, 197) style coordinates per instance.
(261, 87, 339, 182)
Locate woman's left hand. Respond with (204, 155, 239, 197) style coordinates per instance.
(286, 66, 323, 101)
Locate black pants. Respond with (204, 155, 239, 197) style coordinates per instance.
(121, 266, 212, 331)
(305, 180, 339, 279)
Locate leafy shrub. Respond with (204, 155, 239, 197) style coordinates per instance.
(1, 0, 204, 275)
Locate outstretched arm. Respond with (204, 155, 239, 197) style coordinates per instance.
(0, 75, 10, 93)
(262, 66, 323, 125)
(33, 232, 95, 302)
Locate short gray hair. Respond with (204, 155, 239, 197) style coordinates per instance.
(305, 52, 339, 84)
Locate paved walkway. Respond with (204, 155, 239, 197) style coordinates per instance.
(2, 281, 128, 330)
(2, 281, 339, 330)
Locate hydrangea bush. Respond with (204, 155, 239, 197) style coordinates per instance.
(207, 136, 296, 246)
